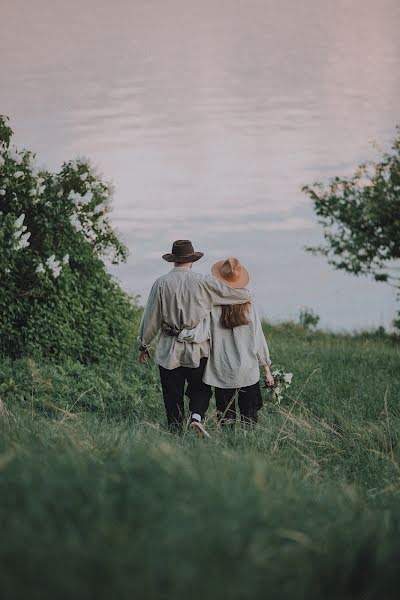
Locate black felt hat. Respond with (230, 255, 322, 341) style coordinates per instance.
(162, 240, 204, 263)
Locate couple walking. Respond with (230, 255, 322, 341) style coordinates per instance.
(138, 239, 274, 436)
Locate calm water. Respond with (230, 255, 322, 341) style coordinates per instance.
(1, 0, 400, 329)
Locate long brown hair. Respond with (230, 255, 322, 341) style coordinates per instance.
(220, 303, 250, 329)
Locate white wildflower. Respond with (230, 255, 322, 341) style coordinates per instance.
(93, 203, 105, 214)
(46, 255, 56, 267)
(80, 172, 88, 181)
(16, 232, 31, 250)
(62, 254, 69, 265)
(0, 189, 5, 195)
(97, 214, 107, 229)
(85, 228, 97, 242)
(29, 188, 37, 196)
(5, 268, 10, 274)
(15, 213, 25, 228)
(36, 263, 45, 274)
(46, 255, 62, 278)
(68, 190, 82, 204)
(14, 170, 24, 179)
(8, 146, 23, 165)
(69, 213, 83, 232)
(266, 366, 294, 404)
(82, 190, 93, 204)
(69, 160, 80, 172)
(68, 189, 93, 206)
(284, 373, 293, 384)
(14, 224, 27, 239)
(52, 266, 62, 278)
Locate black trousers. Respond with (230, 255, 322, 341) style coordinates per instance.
(215, 381, 263, 425)
(159, 357, 212, 431)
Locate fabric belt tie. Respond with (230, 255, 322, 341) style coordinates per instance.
(161, 322, 184, 337)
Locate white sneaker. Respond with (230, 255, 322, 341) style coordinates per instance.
(190, 418, 211, 438)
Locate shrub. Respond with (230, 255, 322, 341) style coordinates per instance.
(299, 308, 320, 331)
(302, 128, 400, 330)
(0, 116, 139, 362)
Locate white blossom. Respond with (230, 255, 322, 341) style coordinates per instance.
(68, 189, 93, 206)
(68, 190, 82, 204)
(80, 172, 88, 181)
(16, 232, 31, 250)
(7, 146, 24, 165)
(93, 203, 105, 214)
(284, 373, 293, 384)
(0, 189, 5, 196)
(62, 254, 70, 265)
(46, 255, 62, 278)
(14, 224, 27, 239)
(15, 213, 25, 228)
(97, 214, 108, 229)
(267, 367, 294, 404)
(69, 213, 83, 232)
(14, 170, 25, 179)
(82, 190, 93, 204)
(85, 228, 97, 242)
(36, 263, 45, 274)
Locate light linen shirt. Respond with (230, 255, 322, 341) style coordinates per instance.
(138, 267, 250, 370)
(181, 301, 271, 389)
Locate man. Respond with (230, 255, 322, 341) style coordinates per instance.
(138, 239, 250, 436)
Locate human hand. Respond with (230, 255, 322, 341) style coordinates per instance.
(139, 350, 150, 365)
(264, 366, 274, 388)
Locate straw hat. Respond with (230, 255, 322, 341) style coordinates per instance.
(211, 257, 249, 289)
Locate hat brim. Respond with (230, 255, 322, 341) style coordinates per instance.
(162, 252, 204, 263)
(211, 260, 250, 289)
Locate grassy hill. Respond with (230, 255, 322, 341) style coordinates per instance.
(1, 323, 400, 600)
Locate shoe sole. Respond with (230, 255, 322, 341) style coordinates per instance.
(190, 421, 211, 438)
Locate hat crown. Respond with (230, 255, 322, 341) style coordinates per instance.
(220, 257, 241, 280)
(211, 256, 249, 288)
(172, 240, 195, 257)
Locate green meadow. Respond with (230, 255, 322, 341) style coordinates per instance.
(1, 323, 400, 600)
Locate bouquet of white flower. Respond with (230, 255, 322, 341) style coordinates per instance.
(265, 367, 293, 403)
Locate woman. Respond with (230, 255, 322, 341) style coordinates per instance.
(180, 257, 274, 426)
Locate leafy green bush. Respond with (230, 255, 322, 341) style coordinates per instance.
(302, 128, 400, 330)
(299, 307, 320, 330)
(0, 116, 139, 362)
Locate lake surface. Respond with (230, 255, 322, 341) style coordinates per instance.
(1, 0, 400, 329)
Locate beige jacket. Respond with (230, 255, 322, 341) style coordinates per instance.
(180, 302, 271, 388)
(138, 267, 250, 369)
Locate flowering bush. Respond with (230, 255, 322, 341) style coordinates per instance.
(265, 366, 293, 403)
(0, 116, 138, 362)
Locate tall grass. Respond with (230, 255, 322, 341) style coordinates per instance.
(1, 324, 400, 599)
